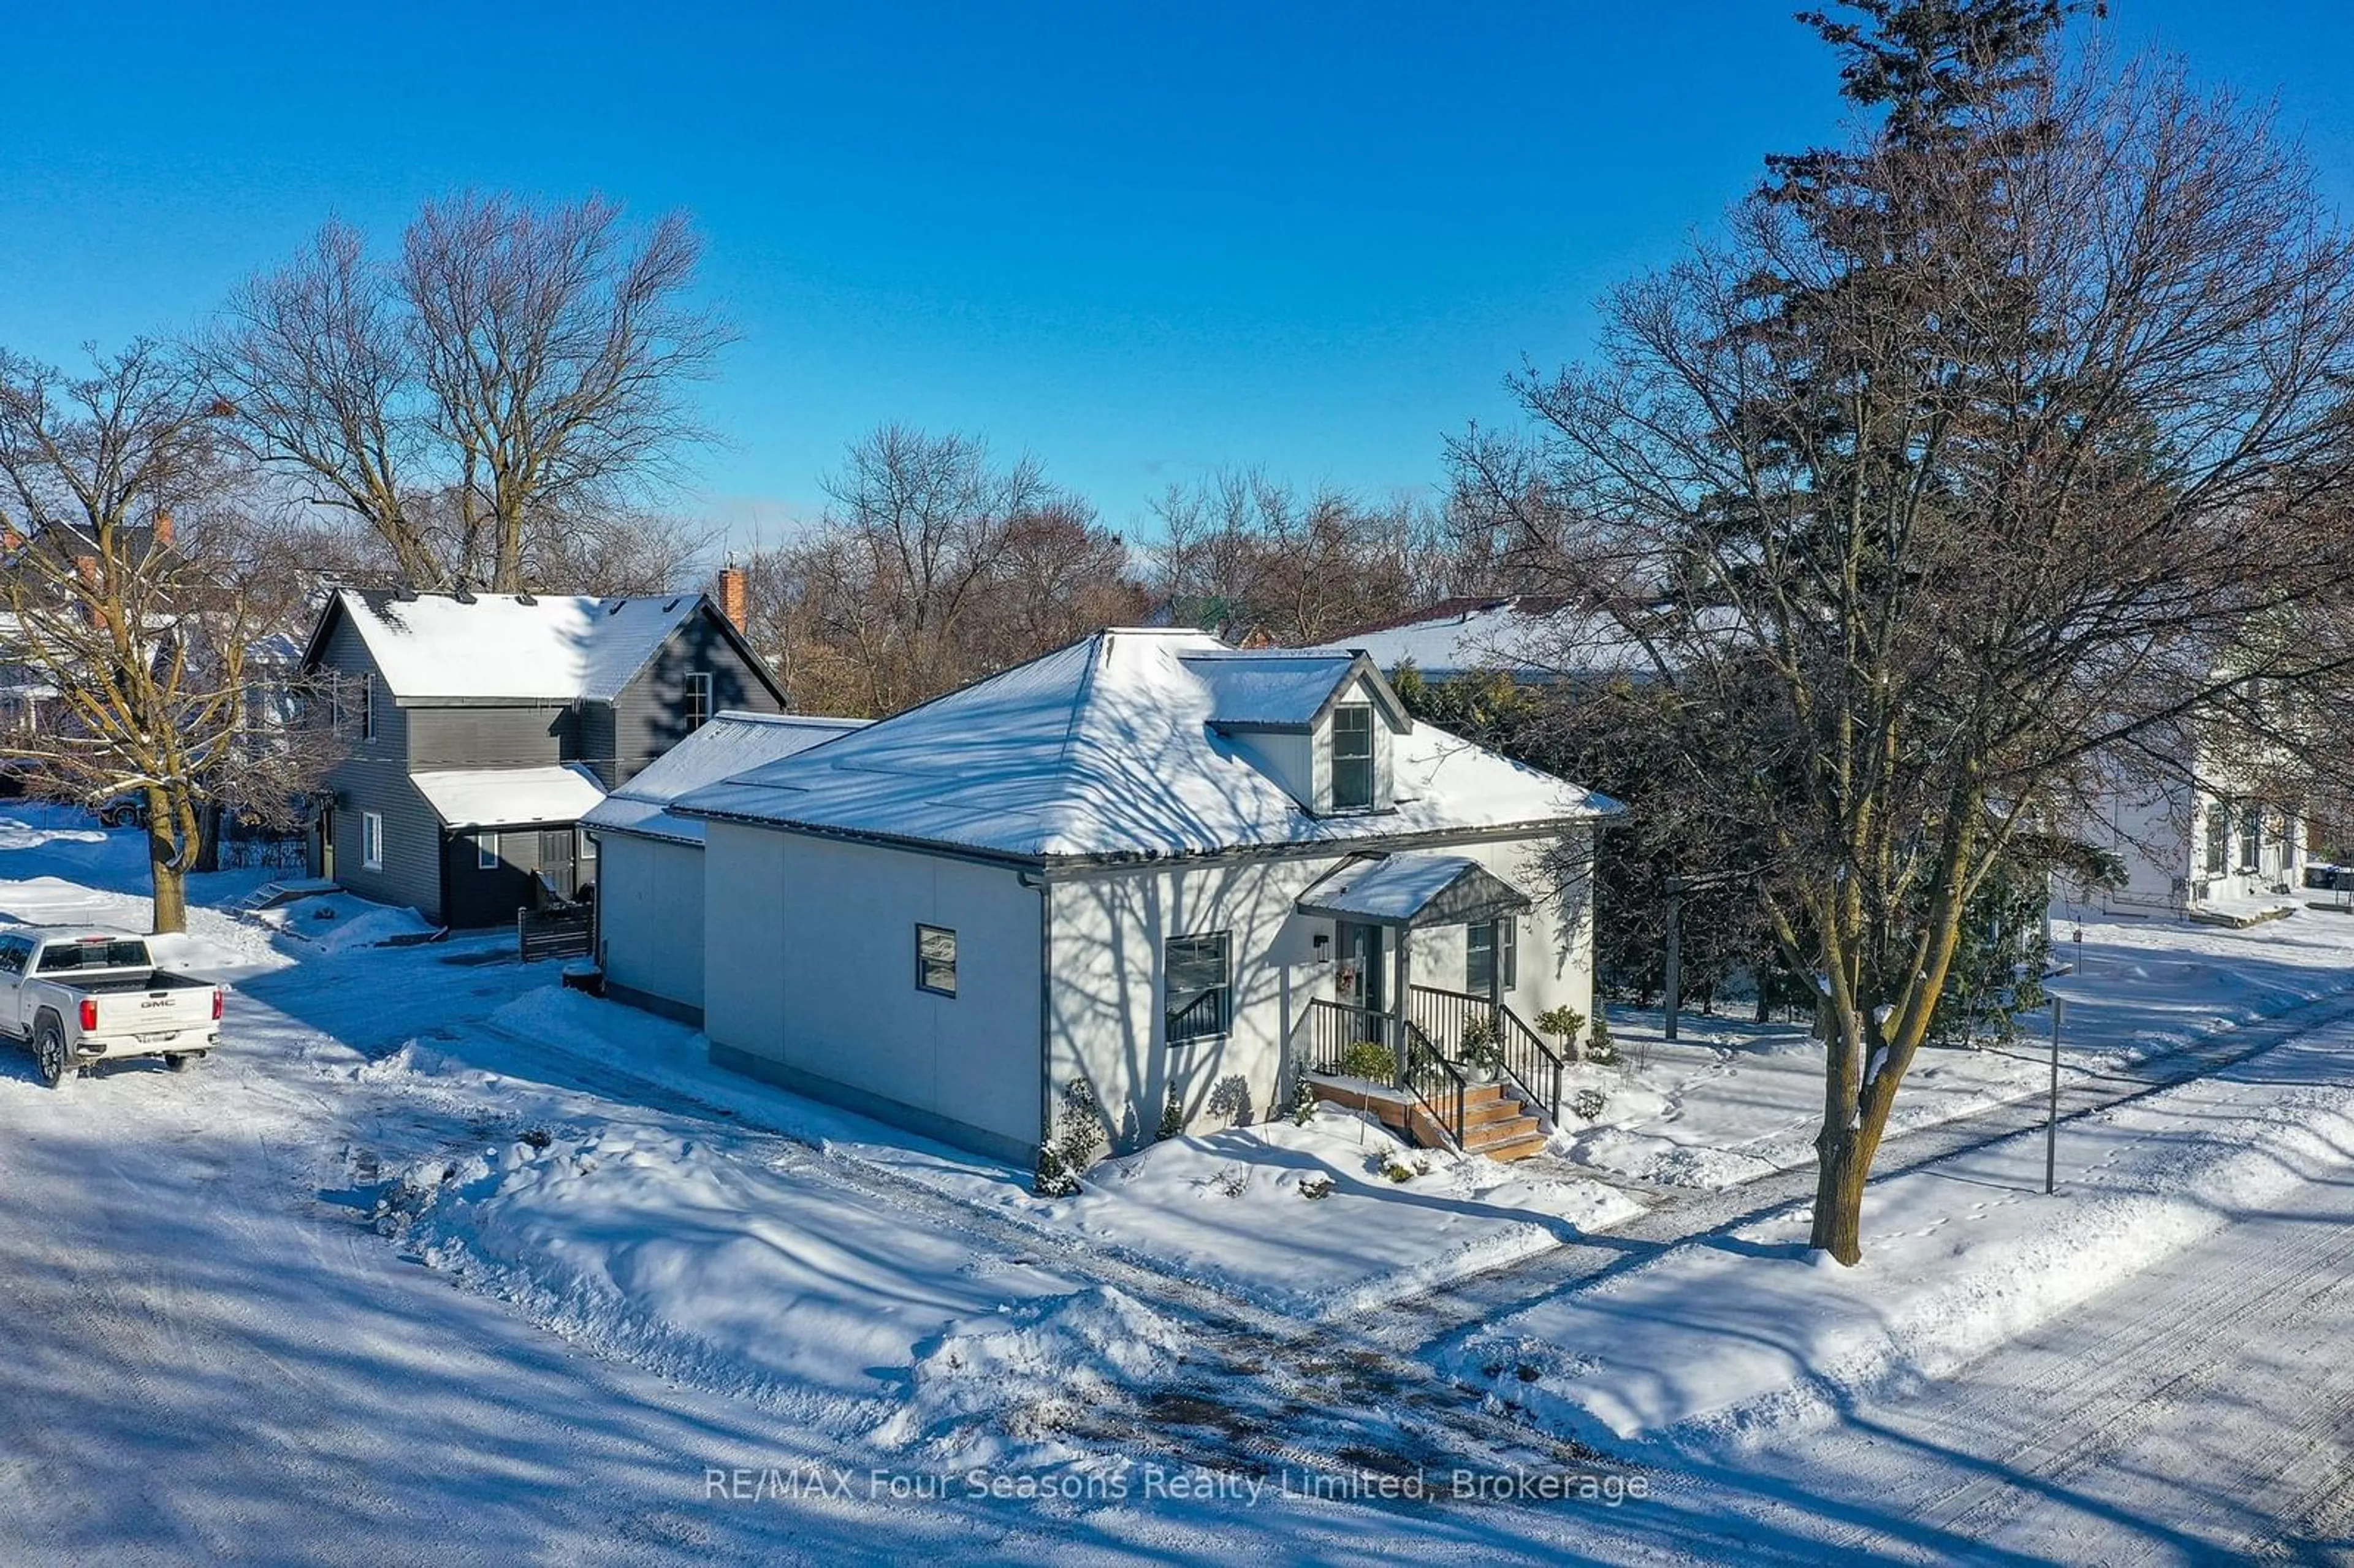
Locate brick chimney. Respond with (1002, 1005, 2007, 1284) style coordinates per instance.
(0, 520, 21, 554)
(715, 564, 748, 631)
(153, 509, 174, 549)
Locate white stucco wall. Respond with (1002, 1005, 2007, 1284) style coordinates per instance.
(594, 834, 706, 1019)
(701, 823, 1045, 1161)
(1045, 829, 1596, 1151)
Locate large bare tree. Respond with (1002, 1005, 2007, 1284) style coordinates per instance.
(208, 194, 732, 593)
(1453, 1, 2354, 1262)
(0, 342, 333, 932)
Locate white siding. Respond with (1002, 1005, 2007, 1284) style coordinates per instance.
(1045, 829, 1596, 1149)
(701, 823, 1045, 1161)
(595, 834, 706, 1020)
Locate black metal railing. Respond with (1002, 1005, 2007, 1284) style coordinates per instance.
(1305, 997, 1390, 1077)
(1409, 983, 1564, 1124)
(1403, 1024, 1467, 1149)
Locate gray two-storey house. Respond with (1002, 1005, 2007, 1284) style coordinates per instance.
(298, 585, 784, 927)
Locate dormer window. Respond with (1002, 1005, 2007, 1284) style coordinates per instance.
(1331, 704, 1374, 811)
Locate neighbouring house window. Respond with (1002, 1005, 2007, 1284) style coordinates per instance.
(579, 829, 596, 862)
(360, 674, 375, 742)
(916, 924, 957, 996)
(1330, 704, 1374, 811)
(686, 671, 712, 733)
(1468, 917, 1518, 995)
(1165, 932, 1232, 1043)
(2205, 805, 2229, 877)
(2240, 804, 2264, 873)
(362, 811, 384, 872)
(476, 832, 498, 870)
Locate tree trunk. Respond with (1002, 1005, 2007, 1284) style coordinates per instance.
(1810, 1123, 1872, 1265)
(150, 843, 188, 935)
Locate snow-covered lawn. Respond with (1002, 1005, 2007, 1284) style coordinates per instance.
(1560, 907, 2354, 1189)
(1444, 1003, 2354, 1457)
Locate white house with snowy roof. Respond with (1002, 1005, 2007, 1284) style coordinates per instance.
(297, 582, 782, 927)
(663, 628, 1618, 1166)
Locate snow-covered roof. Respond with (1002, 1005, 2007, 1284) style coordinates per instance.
(1325, 597, 1747, 683)
(582, 712, 868, 846)
(411, 764, 608, 830)
(674, 629, 1618, 865)
(315, 588, 713, 704)
(1178, 649, 1406, 732)
(1295, 854, 1533, 928)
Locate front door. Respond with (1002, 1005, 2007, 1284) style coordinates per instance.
(316, 807, 336, 881)
(538, 828, 576, 900)
(1335, 921, 1384, 1019)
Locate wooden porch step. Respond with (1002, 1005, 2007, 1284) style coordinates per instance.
(1460, 1111, 1545, 1155)
(1467, 1128, 1550, 1162)
(1461, 1097, 1535, 1130)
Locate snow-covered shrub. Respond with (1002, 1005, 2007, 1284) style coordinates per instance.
(1572, 1087, 1609, 1121)
(1289, 1073, 1318, 1125)
(1211, 1164, 1249, 1198)
(1032, 1078, 1106, 1197)
(1297, 1174, 1335, 1201)
(1458, 1014, 1504, 1080)
(1585, 1011, 1619, 1066)
(1156, 1089, 1186, 1142)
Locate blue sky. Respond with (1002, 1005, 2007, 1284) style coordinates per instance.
(4, 3, 2352, 547)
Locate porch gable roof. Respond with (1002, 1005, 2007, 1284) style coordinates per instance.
(1295, 853, 1533, 929)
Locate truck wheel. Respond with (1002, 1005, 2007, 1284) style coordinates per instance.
(165, 1052, 198, 1073)
(33, 1019, 68, 1089)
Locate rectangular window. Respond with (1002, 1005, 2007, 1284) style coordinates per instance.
(686, 671, 713, 733)
(2205, 805, 2229, 876)
(1466, 918, 1516, 995)
(2239, 804, 2264, 873)
(916, 924, 957, 996)
(360, 674, 376, 742)
(476, 832, 499, 870)
(1330, 704, 1374, 811)
(362, 811, 384, 871)
(579, 829, 596, 862)
(1165, 932, 1232, 1044)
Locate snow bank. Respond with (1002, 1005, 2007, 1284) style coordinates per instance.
(1442, 1027, 2354, 1456)
(876, 1285, 1187, 1466)
(261, 894, 440, 954)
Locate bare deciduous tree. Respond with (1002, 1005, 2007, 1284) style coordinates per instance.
(1453, 2, 2354, 1262)
(0, 342, 335, 932)
(208, 194, 732, 593)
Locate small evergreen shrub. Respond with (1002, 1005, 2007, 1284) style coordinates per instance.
(1534, 1005, 1586, 1052)
(1157, 1089, 1186, 1142)
(1289, 1074, 1318, 1126)
(1379, 1152, 1430, 1183)
(1032, 1078, 1105, 1197)
(1457, 1014, 1504, 1078)
(1586, 1010, 1619, 1066)
(1298, 1174, 1335, 1201)
(1338, 1040, 1395, 1083)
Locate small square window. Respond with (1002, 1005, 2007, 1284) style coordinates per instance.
(916, 924, 957, 996)
(1165, 932, 1232, 1043)
(476, 832, 498, 870)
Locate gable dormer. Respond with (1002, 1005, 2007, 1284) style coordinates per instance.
(1183, 649, 1412, 816)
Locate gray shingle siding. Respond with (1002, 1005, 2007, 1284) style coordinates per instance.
(313, 615, 444, 918)
(408, 704, 575, 770)
(606, 614, 781, 785)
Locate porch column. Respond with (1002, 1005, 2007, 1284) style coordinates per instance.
(1392, 926, 1413, 1090)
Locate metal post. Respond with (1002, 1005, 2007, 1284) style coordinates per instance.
(1663, 883, 1683, 1043)
(2046, 996, 2063, 1196)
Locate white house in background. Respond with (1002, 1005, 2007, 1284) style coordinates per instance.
(581, 709, 866, 1023)
(2059, 728, 2308, 921)
(666, 628, 1618, 1166)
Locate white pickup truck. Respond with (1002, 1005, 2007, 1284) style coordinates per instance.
(0, 927, 224, 1087)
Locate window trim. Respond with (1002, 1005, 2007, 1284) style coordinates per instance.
(916, 923, 958, 997)
(1164, 931, 1233, 1045)
(476, 831, 498, 871)
(685, 671, 713, 733)
(362, 810, 384, 872)
(1328, 703, 1375, 812)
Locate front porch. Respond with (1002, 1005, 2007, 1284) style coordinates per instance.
(1290, 853, 1569, 1161)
